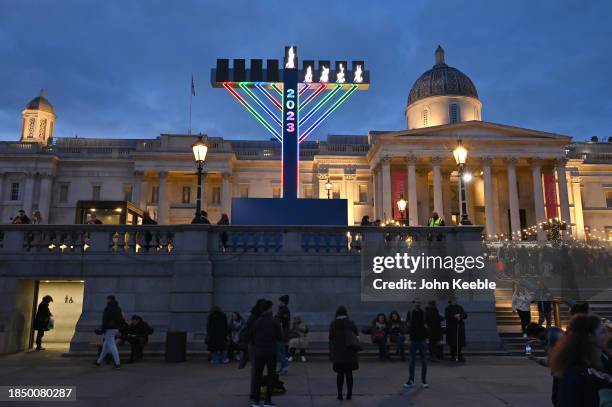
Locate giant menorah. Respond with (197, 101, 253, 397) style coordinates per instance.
(211, 46, 370, 225)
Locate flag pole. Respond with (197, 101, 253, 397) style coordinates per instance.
(188, 74, 194, 135)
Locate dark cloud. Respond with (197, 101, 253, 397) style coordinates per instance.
(0, 0, 610, 141)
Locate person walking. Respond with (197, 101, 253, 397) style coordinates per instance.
(287, 316, 308, 362)
(95, 296, 126, 370)
(329, 306, 360, 401)
(207, 305, 229, 364)
(241, 299, 267, 402)
(445, 298, 467, 362)
(512, 283, 533, 337)
(550, 314, 611, 407)
(228, 311, 244, 361)
(404, 300, 429, 389)
(425, 300, 444, 361)
(275, 295, 290, 375)
(388, 310, 406, 361)
(34, 295, 53, 350)
(249, 300, 282, 407)
(371, 313, 389, 360)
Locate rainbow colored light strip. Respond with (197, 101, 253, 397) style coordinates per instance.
(299, 84, 357, 142)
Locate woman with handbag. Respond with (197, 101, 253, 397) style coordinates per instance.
(329, 306, 360, 401)
(34, 295, 53, 350)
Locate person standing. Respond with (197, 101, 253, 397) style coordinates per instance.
(550, 314, 611, 407)
(228, 311, 244, 361)
(275, 295, 290, 375)
(31, 211, 43, 224)
(207, 305, 229, 364)
(34, 295, 53, 350)
(512, 283, 533, 337)
(388, 311, 406, 361)
(425, 300, 444, 361)
(11, 209, 31, 224)
(371, 313, 389, 360)
(287, 316, 309, 362)
(535, 281, 553, 328)
(445, 298, 468, 362)
(404, 300, 429, 389)
(95, 296, 125, 370)
(217, 213, 230, 251)
(329, 306, 360, 401)
(240, 299, 267, 402)
(249, 300, 282, 407)
(427, 212, 445, 226)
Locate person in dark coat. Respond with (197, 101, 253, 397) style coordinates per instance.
(388, 310, 406, 361)
(34, 295, 53, 350)
(329, 306, 359, 401)
(405, 300, 429, 388)
(425, 300, 444, 360)
(95, 296, 126, 369)
(207, 305, 229, 364)
(248, 300, 282, 407)
(275, 295, 291, 375)
(240, 299, 267, 402)
(445, 298, 467, 362)
(126, 315, 154, 363)
(12, 209, 31, 224)
(217, 213, 230, 251)
(371, 313, 389, 360)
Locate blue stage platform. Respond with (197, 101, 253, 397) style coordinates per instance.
(231, 198, 348, 226)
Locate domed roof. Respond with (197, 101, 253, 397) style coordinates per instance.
(408, 46, 478, 105)
(25, 89, 55, 114)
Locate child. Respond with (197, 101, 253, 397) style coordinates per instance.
(287, 316, 309, 362)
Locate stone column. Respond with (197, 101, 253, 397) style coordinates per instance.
(221, 172, 232, 218)
(132, 171, 144, 209)
(531, 160, 546, 241)
(38, 174, 53, 223)
(442, 171, 452, 224)
(0, 172, 5, 222)
(556, 159, 571, 236)
(571, 175, 585, 240)
(507, 158, 521, 240)
(381, 157, 392, 222)
(157, 171, 169, 224)
(432, 157, 444, 217)
(371, 168, 378, 220)
(22, 173, 35, 215)
(483, 158, 496, 238)
(407, 156, 418, 226)
(345, 178, 355, 225)
(376, 167, 383, 220)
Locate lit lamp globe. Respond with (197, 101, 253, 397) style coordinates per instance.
(396, 195, 407, 224)
(325, 178, 333, 198)
(453, 141, 468, 165)
(192, 136, 208, 164)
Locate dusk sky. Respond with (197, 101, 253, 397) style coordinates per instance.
(0, 0, 610, 142)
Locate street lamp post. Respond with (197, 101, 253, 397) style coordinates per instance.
(396, 194, 407, 224)
(453, 140, 472, 225)
(325, 177, 332, 199)
(191, 135, 208, 224)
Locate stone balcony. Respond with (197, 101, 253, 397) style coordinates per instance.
(0, 225, 500, 355)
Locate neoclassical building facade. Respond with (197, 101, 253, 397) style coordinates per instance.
(1, 47, 611, 241)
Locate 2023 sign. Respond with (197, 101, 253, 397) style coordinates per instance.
(284, 88, 296, 133)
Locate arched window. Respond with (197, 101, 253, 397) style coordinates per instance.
(449, 103, 460, 123)
(422, 109, 429, 127)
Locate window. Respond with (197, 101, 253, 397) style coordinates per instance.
(422, 109, 429, 127)
(303, 185, 313, 199)
(272, 186, 281, 198)
(332, 184, 341, 199)
(27, 118, 35, 138)
(59, 183, 69, 203)
(182, 186, 191, 204)
(239, 184, 249, 198)
(450, 103, 459, 123)
(10, 182, 20, 201)
(151, 186, 159, 204)
(358, 184, 368, 203)
(212, 186, 221, 205)
(124, 184, 133, 202)
(92, 185, 101, 201)
(39, 119, 47, 138)
(606, 191, 612, 208)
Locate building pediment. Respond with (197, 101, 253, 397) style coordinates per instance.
(374, 121, 572, 143)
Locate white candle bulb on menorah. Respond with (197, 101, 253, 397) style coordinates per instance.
(304, 65, 313, 82)
(336, 63, 346, 83)
(320, 65, 329, 82)
(285, 47, 295, 69)
(354, 65, 363, 83)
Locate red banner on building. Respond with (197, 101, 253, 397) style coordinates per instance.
(391, 170, 406, 220)
(544, 174, 557, 219)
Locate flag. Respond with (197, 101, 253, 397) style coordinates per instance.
(191, 74, 196, 96)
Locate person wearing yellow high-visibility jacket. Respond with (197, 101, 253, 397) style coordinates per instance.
(427, 212, 445, 227)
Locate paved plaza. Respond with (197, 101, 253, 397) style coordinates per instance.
(0, 346, 553, 407)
